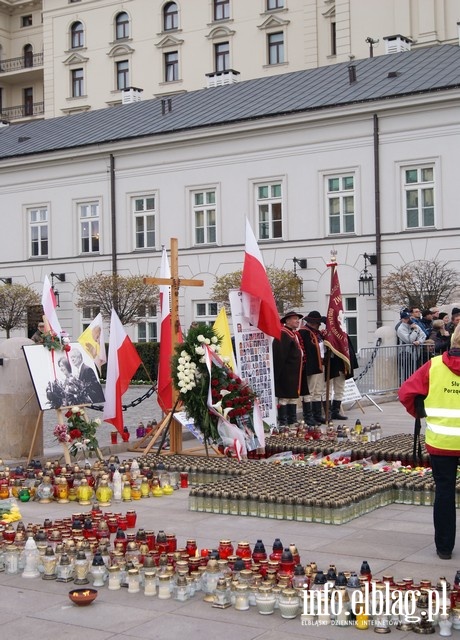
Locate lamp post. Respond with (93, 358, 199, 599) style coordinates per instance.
(50, 272, 65, 307)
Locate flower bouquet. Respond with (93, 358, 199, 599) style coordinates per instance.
(171, 324, 258, 451)
(54, 406, 102, 460)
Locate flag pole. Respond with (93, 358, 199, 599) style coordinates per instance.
(324, 249, 338, 423)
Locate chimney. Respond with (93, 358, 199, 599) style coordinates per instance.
(121, 87, 143, 104)
(383, 35, 412, 54)
(348, 65, 357, 84)
(457, 21, 460, 46)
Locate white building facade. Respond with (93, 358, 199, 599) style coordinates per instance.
(0, 43, 459, 349)
(0, 0, 458, 120)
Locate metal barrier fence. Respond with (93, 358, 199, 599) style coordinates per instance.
(355, 343, 435, 396)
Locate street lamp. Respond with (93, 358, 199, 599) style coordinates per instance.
(50, 272, 65, 307)
(358, 253, 376, 296)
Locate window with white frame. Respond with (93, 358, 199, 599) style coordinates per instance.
(214, 0, 230, 21)
(164, 51, 179, 82)
(115, 12, 129, 40)
(116, 60, 129, 90)
(79, 202, 100, 253)
(137, 304, 158, 342)
(195, 301, 218, 326)
(267, 0, 284, 8)
(268, 32, 284, 64)
(214, 42, 229, 72)
(256, 182, 283, 240)
(133, 195, 156, 249)
(193, 190, 217, 245)
(29, 207, 48, 257)
(326, 174, 355, 235)
(344, 296, 358, 353)
(404, 166, 434, 229)
(71, 21, 84, 49)
(71, 68, 84, 97)
(82, 306, 101, 332)
(163, 2, 178, 31)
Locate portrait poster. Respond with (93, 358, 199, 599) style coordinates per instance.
(23, 343, 105, 411)
(229, 290, 277, 430)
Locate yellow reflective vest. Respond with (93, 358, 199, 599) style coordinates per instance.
(424, 356, 460, 452)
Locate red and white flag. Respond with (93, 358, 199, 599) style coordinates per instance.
(240, 219, 281, 340)
(324, 262, 351, 373)
(103, 308, 142, 436)
(157, 246, 173, 412)
(41, 275, 62, 336)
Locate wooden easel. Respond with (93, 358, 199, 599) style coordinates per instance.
(138, 238, 204, 455)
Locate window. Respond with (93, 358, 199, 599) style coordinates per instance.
(115, 12, 129, 40)
(344, 297, 358, 353)
(23, 44, 33, 68)
(71, 21, 84, 49)
(267, 0, 284, 9)
(214, 0, 230, 21)
(29, 207, 48, 257)
(23, 87, 33, 116)
(116, 60, 129, 90)
(164, 51, 179, 82)
(404, 166, 434, 228)
(79, 202, 100, 253)
(163, 2, 178, 31)
(71, 68, 84, 97)
(133, 196, 156, 249)
(137, 305, 158, 342)
(21, 15, 32, 27)
(82, 306, 100, 332)
(195, 301, 218, 326)
(268, 32, 284, 64)
(193, 190, 217, 245)
(326, 175, 355, 234)
(256, 183, 282, 240)
(214, 42, 229, 72)
(330, 22, 337, 56)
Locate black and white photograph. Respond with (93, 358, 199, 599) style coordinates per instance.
(23, 343, 105, 411)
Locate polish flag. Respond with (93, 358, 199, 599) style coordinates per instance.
(157, 246, 173, 412)
(103, 308, 142, 436)
(41, 275, 62, 336)
(240, 219, 281, 340)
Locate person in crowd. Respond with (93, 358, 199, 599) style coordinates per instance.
(439, 311, 450, 326)
(410, 307, 431, 338)
(70, 349, 105, 403)
(298, 311, 327, 426)
(272, 311, 307, 428)
(397, 311, 426, 382)
(327, 337, 359, 420)
(31, 321, 46, 344)
(430, 307, 440, 320)
(399, 324, 460, 560)
(429, 318, 451, 355)
(421, 309, 434, 337)
(447, 308, 460, 336)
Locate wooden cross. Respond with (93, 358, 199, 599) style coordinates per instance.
(144, 237, 203, 406)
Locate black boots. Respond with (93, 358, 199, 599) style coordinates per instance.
(330, 399, 348, 420)
(302, 401, 320, 427)
(287, 403, 298, 426)
(311, 401, 326, 425)
(277, 404, 288, 427)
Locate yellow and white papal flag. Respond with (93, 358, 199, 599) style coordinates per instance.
(77, 312, 106, 373)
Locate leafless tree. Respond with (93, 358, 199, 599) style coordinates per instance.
(381, 259, 459, 310)
(0, 283, 40, 338)
(75, 274, 158, 325)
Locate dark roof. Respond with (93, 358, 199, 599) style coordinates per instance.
(1, 44, 460, 161)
